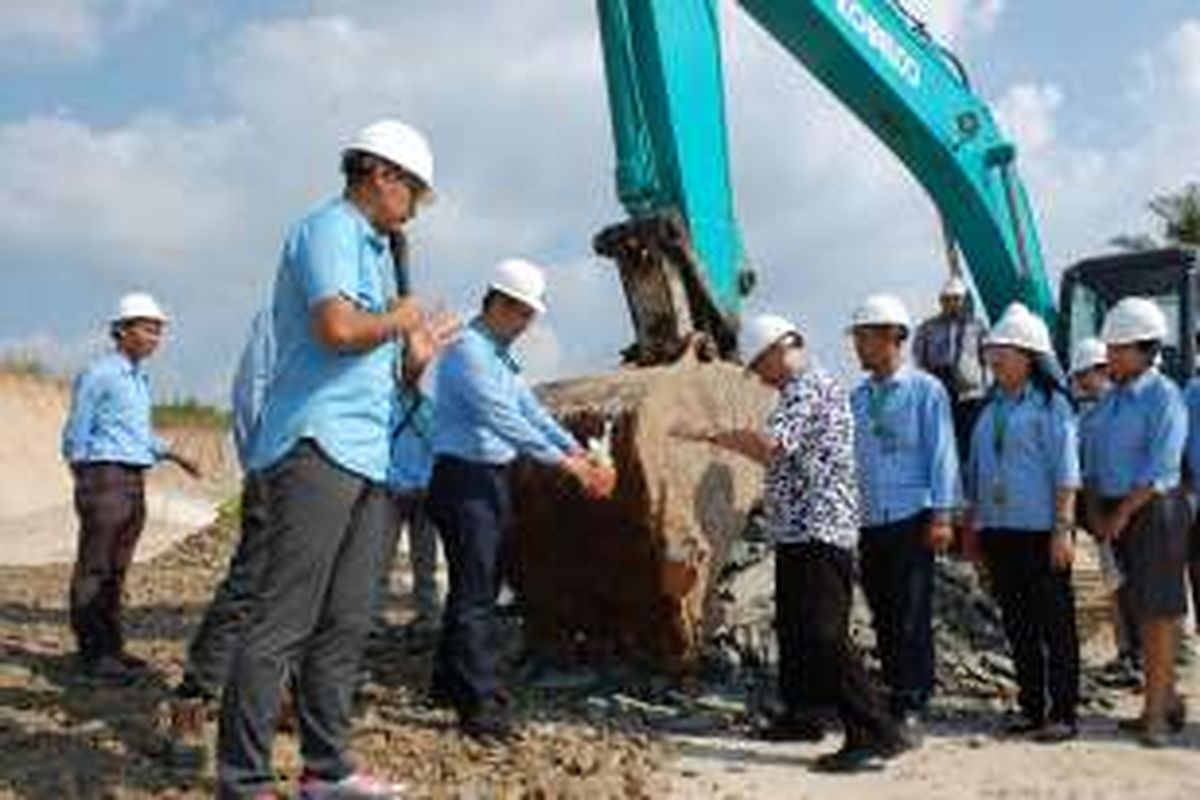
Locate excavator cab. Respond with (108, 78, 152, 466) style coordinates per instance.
(1056, 248, 1199, 384)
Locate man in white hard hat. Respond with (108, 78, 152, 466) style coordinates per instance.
(1070, 337, 1109, 410)
(912, 274, 988, 460)
(1184, 346, 1200, 651)
(848, 293, 960, 742)
(679, 313, 908, 773)
(61, 292, 200, 683)
(217, 119, 455, 800)
(1085, 297, 1189, 747)
(427, 258, 614, 742)
(1070, 337, 1141, 687)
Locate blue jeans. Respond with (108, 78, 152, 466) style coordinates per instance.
(427, 456, 511, 713)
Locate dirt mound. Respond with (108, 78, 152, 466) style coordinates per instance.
(0, 371, 238, 566)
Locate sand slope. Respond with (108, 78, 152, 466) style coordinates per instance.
(0, 372, 237, 566)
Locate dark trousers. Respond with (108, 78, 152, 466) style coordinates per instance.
(859, 513, 935, 716)
(69, 462, 146, 662)
(776, 540, 898, 746)
(375, 489, 440, 630)
(427, 456, 511, 712)
(217, 442, 388, 798)
(981, 530, 1079, 724)
(184, 471, 270, 695)
(951, 397, 984, 467)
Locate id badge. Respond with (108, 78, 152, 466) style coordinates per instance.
(991, 481, 1008, 506)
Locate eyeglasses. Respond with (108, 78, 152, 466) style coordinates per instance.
(378, 165, 428, 199)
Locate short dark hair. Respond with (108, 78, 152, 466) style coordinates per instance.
(482, 288, 508, 313)
(1135, 340, 1161, 358)
(341, 149, 387, 187)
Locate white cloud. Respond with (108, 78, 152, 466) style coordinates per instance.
(0, 0, 173, 61)
(0, 1, 98, 56)
(999, 19, 1200, 268)
(1169, 20, 1200, 97)
(0, 114, 253, 279)
(994, 82, 1063, 154)
(2, 4, 1198, 401)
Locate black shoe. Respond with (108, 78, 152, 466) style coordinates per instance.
(426, 685, 455, 710)
(1002, 714, 1045, 737)
(78, 654, 137, 685)
(757, 713, 826, 743)
(1033, 721, 1077, 743)
(460, 702, 514, 743)
(811, 742, 896, 774)
(174, 673, 217, 703)
(116, 651, 150, 671)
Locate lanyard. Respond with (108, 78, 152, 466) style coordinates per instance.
(991, 397, 1010, 459)
(867, 381, 897, 439)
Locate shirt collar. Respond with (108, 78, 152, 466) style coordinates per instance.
(340, 198, 390, 254)
(112, 349, 142, 377)
(470, 316, 522, 374)
(1116, 367, 1157, 399)
(997, 381, 1033, 405)
(870, 363, 913, 388)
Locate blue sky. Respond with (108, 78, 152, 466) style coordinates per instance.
(2, 1, 1198, 403)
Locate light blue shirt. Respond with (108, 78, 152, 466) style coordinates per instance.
(230, 306, 275, 469)
(1075, 394, 1104, 479)
(61, 351, 168, 467)
(851, 365, 961, 527)
(967, 385, 1080, 531)
(432, 319, 578, 466)
(388, 386, 434, 491)
(247, 198, 398, 481)
(1180, 377, 1200, 496)
(1085, 368, 1186, 497)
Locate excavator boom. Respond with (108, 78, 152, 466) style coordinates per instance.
(594, 0, 1055, 364)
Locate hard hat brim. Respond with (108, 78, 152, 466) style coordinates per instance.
(490, 284, 546, 314)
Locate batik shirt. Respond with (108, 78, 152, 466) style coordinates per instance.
(762, 368, 860, 550)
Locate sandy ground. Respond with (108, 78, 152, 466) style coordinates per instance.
(669, 684, 1200, 800)
(0, 372, 238, 565)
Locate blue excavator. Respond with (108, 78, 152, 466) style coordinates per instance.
(591, 0, 1198, 379)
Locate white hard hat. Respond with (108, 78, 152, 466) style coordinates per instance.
(113, 292, 168, 323)
(985, 302, 1052, 355)
(741, 313, 801, 367)
(1100, 297, 1168, 345)
(489, 257, 547, 313)
(1070, 337, 1108, 374)
(344, 119, 435, 201)
(848, 294, 911, 332)
(941, 275, 968, 297)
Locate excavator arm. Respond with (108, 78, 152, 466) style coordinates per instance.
(595, 0, 1054, 364)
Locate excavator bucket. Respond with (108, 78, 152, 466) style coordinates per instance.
(509, 354, 772, 673)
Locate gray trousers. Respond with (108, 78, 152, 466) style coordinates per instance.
(184, 471, 270, 695)
(216, 441, 388, 798)
(375, 489, 440, 629)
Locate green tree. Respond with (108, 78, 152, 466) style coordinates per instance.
(1110, 182, 1200, 250)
